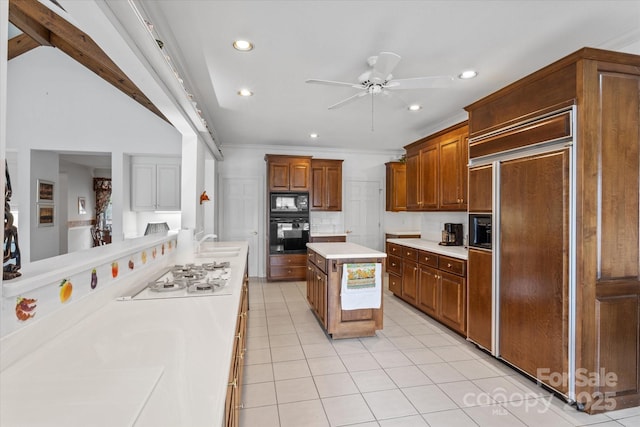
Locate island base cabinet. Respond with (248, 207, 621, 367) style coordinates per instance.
(307, 249, 384, 339)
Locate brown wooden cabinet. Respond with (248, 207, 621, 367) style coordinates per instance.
(311, 159, 343, 211)
(467, 248, 492, 352)
(265, 154, 312, 192)
(385, 161, 407, 211)
(465, 47, 640, 413)
(468, 164, 492, 213)
(307, 247, 384, 338)
(225, 268, 249, 427)
(309, 235, 346, 243)
(268, 254, 307, 281)
(404, 122, 468, 211)
(386, 242, 467, 335)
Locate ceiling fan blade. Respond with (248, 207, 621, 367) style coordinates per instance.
(372, 52, 401, 80)
(306, 79, 362, 89)
(328, 91, 368, 110)
(385, 76, 454, 90)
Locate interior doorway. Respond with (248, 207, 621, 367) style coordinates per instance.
(344, 180, 382, 250)
(219, 176, 263, 277)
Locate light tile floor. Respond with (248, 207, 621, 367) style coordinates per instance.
(240, 277, 640, 427)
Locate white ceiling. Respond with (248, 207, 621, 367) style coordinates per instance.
(137, 0, 640, 153)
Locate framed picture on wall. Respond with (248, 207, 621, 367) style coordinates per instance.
(37, 204, 54, 227)
(37, 179, 54, 202)
(78, 197, 87, 215)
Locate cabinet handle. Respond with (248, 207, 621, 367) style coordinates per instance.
(236, 404, 244, 409)
(317, 275, 321, 280)
(391, 263, 396, 267)
(425, 257, 429, 261)
(229, 378, 237, 388)
(447, 263, 452, 268)
(407, 252, 411, 256)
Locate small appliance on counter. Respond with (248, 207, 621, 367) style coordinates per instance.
(439, 223, 463, 246)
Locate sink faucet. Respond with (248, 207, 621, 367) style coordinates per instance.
(196, 234, 218, 252)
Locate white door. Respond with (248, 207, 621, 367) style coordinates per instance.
(220, 177, 262, 276)
(344, 180, 382, 250)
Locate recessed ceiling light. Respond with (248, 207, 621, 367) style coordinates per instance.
(309, 133, 319, 139)
(458, 70, 478, 79)
(237, 88, 253, 97)
(233, 40, 254, 51)
(408, 104, 422, 111)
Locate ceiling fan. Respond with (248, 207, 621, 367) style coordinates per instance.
(306, 51, 453, 110)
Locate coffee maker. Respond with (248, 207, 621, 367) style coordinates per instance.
(440, 223, 463, 246)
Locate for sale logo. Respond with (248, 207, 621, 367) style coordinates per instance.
(537, 368, 618, 411)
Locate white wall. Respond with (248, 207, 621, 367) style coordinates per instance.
(7, 47, 182, 261)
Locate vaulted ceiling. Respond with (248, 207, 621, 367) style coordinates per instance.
(7, 0, 166, 122)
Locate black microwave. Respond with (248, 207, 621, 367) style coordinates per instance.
(270, 192, 309, 214)
(469, 214, 492, 249)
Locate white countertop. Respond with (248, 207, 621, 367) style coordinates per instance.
(310, 232, 348, 237)
(0, 241, 248, 427)
(386, 238, 468, 260)
(307, 242, 387, 259)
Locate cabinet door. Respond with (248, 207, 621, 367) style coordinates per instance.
(417, 265, 438, 317)
(386, 162, 407, 211)
(440, 271, 466, 333)
(388, 273, 402, 295)
(499, 149, 569, 391)
(289, 161, 310, 191)
(467, 249, 493, 351)
(469, 164, 492, 213)
(318, 270, 327, 327)
(401, 259, 418, 304)
(419, 145, 438, 210)
(325, 164, 342, 210)
(269, 162, 290, 191)
(439, 136, 464, 209)
(156, 164, 181, 210)
(405, 152, 420, 210)
(131, 163, 156, 211)
(306, 261, 315, 306)
(311, 166, 325, 209)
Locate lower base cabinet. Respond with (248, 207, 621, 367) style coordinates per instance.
(225, 272, 249, 427)
(268, 254, 307, 281)
(387, 242, 467, 335)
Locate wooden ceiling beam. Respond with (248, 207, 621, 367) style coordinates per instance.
(8, 0, 51, 46)
(8, 0, 168, 123)
(8, 33, 40, 60)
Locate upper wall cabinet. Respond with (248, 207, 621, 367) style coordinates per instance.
(265, 154, 312, 192)
(404, 122, 468, 212)
(131, 156, 181, 211)
(311, 159, 343, 211)
(385, 161, 407, 211)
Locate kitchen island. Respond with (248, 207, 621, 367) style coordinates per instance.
(0, 241, 248, 427)
(306, 242, 386, 339)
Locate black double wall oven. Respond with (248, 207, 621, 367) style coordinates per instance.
(269, 192, 310, 254)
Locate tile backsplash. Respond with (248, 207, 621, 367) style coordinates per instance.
(420, 212, 467, 243)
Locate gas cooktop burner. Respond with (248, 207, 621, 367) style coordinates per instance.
(148, 279, 188, 292)
(202, 261, 230, 270)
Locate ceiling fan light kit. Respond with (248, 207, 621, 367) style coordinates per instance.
(306, 51, 455, 111)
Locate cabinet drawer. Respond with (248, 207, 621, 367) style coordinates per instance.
(315, 254, 327, 273)
(439, 255, 466, 277)
(388, 273, 402, 295)
(387, 255, 402, 276)
(418, 250, 439, 268)
(270, 265, 307, 279)
(270, 254, 307, 267)
(387, 243, 403, 257)
(402, 247, 418, 261)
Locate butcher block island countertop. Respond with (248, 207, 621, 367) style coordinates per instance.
(0, 241, 249, 427)
(306, 242, 387, 339)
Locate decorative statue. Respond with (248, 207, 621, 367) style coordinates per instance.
(4, 160, 21, 280)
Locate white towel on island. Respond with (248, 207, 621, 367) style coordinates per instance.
(341, 263, 382, 310)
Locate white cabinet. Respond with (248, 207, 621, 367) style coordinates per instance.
(131, 157, 181, 211)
